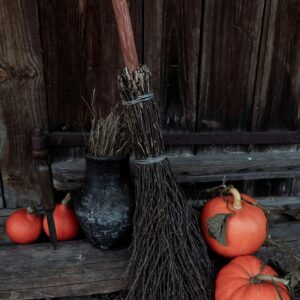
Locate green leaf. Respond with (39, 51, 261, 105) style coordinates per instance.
(207, 213, 234, 246)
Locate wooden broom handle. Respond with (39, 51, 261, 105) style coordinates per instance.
(112, 0, 139, 71)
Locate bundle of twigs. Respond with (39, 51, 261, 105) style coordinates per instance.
(83, 90, 127, 156)
(112, 1, 213, 299)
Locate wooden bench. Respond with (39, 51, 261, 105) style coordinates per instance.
(0, 207, 299, 299)
(1, 152, 300, 299)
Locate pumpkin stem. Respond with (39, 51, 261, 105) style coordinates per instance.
(62, 193, 72, 206)
(229, 187, 242, 210)
(251, 274, 289, 286)
(26, 207, 35, 214)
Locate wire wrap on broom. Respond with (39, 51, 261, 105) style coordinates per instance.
(122, 92, 154, 106)
(135, 155, 167, 164)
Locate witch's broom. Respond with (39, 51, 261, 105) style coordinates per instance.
(111, 1, 213, 299)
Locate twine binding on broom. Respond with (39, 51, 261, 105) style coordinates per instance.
(135, 155, 166, 164)
(122, 92, 154, 106)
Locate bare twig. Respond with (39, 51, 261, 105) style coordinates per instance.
(83, 90, 127, 157)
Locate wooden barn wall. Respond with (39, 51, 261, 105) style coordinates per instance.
(0, 0, 300, 208)
(252, 0, 300, 197)
(39, 0, 142, 132)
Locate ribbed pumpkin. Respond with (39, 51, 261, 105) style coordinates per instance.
(215, 255, 290, 300)
(43, 194, 79, 241)
(200, 187, 267, 257)
(6, 207, 42, 244)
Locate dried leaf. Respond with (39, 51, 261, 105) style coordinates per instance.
(285, 269, 300, 300)
(207, 213, 234, 246)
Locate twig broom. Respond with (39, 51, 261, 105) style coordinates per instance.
(112, 1, 213, 299)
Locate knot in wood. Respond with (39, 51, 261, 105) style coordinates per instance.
(32, 128, 48, 159)
(0, 67, 9, 83)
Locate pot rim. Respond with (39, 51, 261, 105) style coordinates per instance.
(85, 154, 129, 162)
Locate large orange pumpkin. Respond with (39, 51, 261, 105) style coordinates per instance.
(6, 207, 42, 244)
(200, 187, 267, 257)
(215, 255, 290, 300)
(43, 194, 79, 241)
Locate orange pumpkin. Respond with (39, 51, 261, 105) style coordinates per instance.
(43, 194, 79, 241)
(200, 187, 267, 257)
(215, 255, 290, 300)
(6, 207, 42, 244)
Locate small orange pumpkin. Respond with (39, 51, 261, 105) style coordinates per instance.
(6, 207, 42, 244)
(200, 187, 267, 257)
(43, 194, 79, 241)
(215, 255, 290, 300)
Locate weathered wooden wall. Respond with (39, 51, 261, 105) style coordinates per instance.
(0, 0, 48, 208)
(1, 0, 300, 208)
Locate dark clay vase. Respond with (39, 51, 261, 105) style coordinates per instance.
(73, 155, 134, 249)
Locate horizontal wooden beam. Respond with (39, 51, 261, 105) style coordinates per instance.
(164, 131, 300, 145)
(44, 131, 300, 147)
(51, 151, 300, 190)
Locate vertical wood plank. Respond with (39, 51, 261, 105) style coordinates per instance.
(0, 0, 48, 208)
(253, 0, 300, 131)
(195, 0, 265, 195)
(38, 0, 87, 132)
(197, 0, 265, 134)
(0, 172, 4, 208)
(39, 0, 143, 133)
(252, 0, 300, 196)
(144, 0, 203, 155)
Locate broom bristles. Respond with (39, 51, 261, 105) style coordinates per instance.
(118, 66, 213, 300)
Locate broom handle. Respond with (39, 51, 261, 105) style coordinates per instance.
(112, 0, 139, 71)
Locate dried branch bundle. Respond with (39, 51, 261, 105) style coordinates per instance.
(83, 90, 127, 157)
(118, 65, 213, 300)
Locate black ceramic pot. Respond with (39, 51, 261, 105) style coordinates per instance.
(73, 155, 134, 249)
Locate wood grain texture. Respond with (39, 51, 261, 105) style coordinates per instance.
(197, 0, 265, 132)
(0, 226, 299, 299)
(0, 0, 48, 208)
(252, 0, 300, 131)
(252, 0, 300, 196)
(51, 151, 300, 190)
(0, 240, 129, 299)
(0, 172, 3, 208)
(112, 0, 139, 71)
(39, 0, 142, 132)
(258, 222, 300, 277)
(144, 0, 202, 155)
(46, 131, 300, 147)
